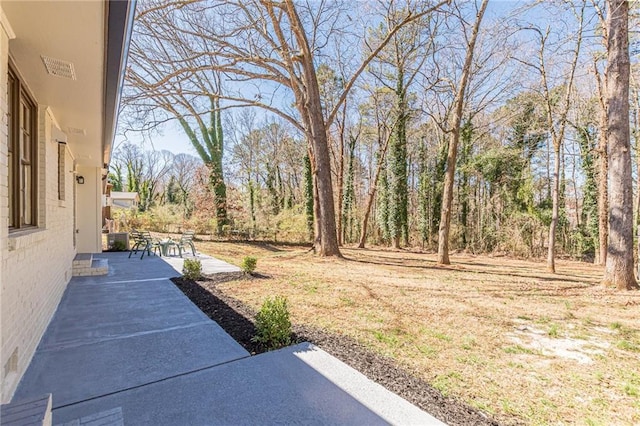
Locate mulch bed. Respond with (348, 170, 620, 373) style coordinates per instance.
(172, 274, 501, 426)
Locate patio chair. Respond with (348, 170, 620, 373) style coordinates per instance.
(128, 230, 162, 259)
(176, 231, 197, 257)
(128, 230, 145, 258)
(141, 231, 163, 258)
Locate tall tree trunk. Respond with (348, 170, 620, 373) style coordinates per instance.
(389, 72, 408, 249)
(313, 170, 322, 250)
(417, 138, 430, 248)
(177, 96, 227, 234)
(459, 121, 472, 248)
(209, 97, 227, 233)
(342, 136, 356, 244)
(359, 162, 385, 248)
(285, 0, 340, 256)
(358, 132, 392, 248)
(431, 141, 448, 243)
(547, 145, 561, 272)
(336, 128, 345, 246)
(602, 0, 638, 289)
(309, 107, 340, 255)
(377, 162, 391, 243)
(630, 77, 640, 241)
(248, 179, 256, 236)
(303, 154, 314, 242)
(336, 101, 349, 246)
(576, 126, 599, 261)
(544, 3, 584, 272)
(358, 190, 376, 248)
(595, 66, 609, 265)
(437, 0, 488, 265)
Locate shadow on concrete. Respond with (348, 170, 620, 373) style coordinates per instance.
(53, 343, 437, 426)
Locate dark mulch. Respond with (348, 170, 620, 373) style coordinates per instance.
(172, 275, 502, 426)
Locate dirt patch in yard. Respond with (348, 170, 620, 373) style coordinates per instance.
(172, 275, 499, 426)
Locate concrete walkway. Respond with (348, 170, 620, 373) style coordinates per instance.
(14, 252, 444, 425)
(161, 251, 241, 275)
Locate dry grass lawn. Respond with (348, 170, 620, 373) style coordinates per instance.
(197, 241, 640, 425)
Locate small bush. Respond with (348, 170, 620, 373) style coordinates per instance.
(111, 240, 127, 251)
(252, 296, 291, 350)
(182, 258, 202, 280)
(240, 256, 257, 274)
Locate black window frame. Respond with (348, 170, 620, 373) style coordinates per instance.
(8, 61, 38, 231)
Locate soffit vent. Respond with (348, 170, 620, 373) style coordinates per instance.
(67, 127, 86, 136)
(41, 56, 76, 80)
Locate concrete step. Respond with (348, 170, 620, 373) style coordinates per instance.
(0, 393, 52, 426)
(90, 259, 109, 276)
(72, 257, 108, 277)
(72, 253, 92, 268)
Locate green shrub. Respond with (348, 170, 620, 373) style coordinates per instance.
(252, 296, 292, 350)
(111, 240, 127, 251)
(240, 256, 258, 274)
(182, 258, 202, 280)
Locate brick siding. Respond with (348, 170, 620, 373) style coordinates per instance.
(0, 25, 77, 402)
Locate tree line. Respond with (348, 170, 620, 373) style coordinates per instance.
(118, 0, 639, 290)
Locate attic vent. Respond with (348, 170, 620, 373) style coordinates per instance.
(67, 127, 86, 136)
(41, 56, 76, 80)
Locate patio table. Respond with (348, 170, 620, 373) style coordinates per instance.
(158, 239, 176, 256)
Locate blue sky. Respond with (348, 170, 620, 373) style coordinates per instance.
(115, 119, 196, 156)
(113, 0, 589, 157)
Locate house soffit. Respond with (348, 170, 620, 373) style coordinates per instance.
(3, 1, 105, 167)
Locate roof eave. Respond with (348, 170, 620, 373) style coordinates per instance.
(102, 0, 136, 171)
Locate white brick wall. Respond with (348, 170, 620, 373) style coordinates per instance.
(0, 26, 77, 402)
(0, 10, 12, 404)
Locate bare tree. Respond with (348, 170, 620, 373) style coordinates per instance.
(543, 4, 585, 273)
(594, 63, 609, 265)
(125, 10, 228, 231)
(437, 0, 488, 265)
(124, 0, 448, 256)
(170, 153, 202, 217)
(142, 149, 174, 205)
(592, 0, 609, 266)
(602, 0, 638, 290)
(110, 144, 174, 211)
(509, 2, 585, 272)
(367, 2, 438, 248)
(228, 109, 262, 232)
(356, 87, 398, 248)
(112, 143, 144, 193)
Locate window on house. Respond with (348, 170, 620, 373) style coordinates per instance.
(8, 63, 38, 230)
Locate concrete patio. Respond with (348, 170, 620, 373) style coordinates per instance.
(12, 252, 445, 425)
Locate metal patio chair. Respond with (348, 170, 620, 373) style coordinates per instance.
(176, 231, 197, 257)
(128, 230, 162, 259)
